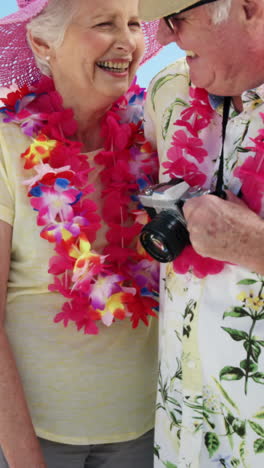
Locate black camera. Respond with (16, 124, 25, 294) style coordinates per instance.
(138, 178, 210, 263)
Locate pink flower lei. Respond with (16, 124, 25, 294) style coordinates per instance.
(0, 76, 159, 335)
(164, 86, 264, 278)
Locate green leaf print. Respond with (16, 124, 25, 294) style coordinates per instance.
(244, 341, 261, 363)
(256, 312, 264, 320)
(162, 105, 174, 139)
(169, 410, 181, 430)
(163, 462, 178, 468)
(220, 366, 244, 381)
(239, 440, 249, 468)
(251, 372, 264, 384)
(159, 376, 169, 403)
(240, 359, 258, 373)
(240, 120, 251, 144)
(223, 307, 249, 319)
(248, 420, 264, 437)
(253, 438, 264, 454)
(151, 74, 187, 111)
(231, 458, 241, 467)
(163, 277, 173, 302)
(213, 378, 240, 411)
(222, 328, 249, 341)
(244, 90, 260, 101)
(156, 402, 165, 411)
(161, 98, 188, 139)
(253, 409, 264, 419)
(154, 444, 160, 459)
(171, 357, 182, 381)
(257, 341, 264, 347)
(205, 432, 220, 457)
(222, 279, 264, 394)
(167, 396, 182, 407)
(236, 147, 251, 153)
(232, 418, 246, 437)
(237, 279, 258, 285)
(157, 365, 182, 432)
(225, 412, 235, 427)
(183, 300, 196, 338)
(224, 416, 235, 449)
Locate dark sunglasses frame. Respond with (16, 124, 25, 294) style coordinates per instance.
(164, 0, 219, 31)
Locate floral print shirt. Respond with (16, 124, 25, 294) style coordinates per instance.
(145, 57, 264, 468)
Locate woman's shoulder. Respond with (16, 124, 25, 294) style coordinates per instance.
(0, 85, 17, 131)
(0, 114, 30, 164)
(0, 115, 27, 141)
(0, 85, 28, 136)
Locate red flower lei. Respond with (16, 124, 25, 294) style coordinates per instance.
(0, 76, 159, 334)
(163, 86, 264, 277)
(163, 86, 228, 278)
(234, 111, 264, 215)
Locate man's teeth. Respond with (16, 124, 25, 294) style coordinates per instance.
(186, 50, 196, 58)
(97, 61, 129, 72)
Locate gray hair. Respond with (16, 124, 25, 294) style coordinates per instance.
(208, 0, 233, 24)
(26, 0, 79, 76)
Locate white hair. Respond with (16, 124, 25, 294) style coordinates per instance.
(26, 0, 80, 76)
(207, 0, 233, 24)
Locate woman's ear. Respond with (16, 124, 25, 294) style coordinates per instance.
(28, 31, 52, 61)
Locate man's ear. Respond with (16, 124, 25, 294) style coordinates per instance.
(28, 31, 52, 61)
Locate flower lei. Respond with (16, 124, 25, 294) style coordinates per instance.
(234, 111, 264, 215)
(163, 86, 263, 278)
(0, 76, 159, 335)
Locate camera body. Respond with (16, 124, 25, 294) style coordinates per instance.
(138, 178, 210, 262)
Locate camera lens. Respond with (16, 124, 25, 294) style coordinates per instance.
(140, 210, 190, 262)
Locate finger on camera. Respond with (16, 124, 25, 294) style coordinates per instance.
(183, 193, 221, 224)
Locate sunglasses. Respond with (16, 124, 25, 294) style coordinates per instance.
(164, 0, 219, 31)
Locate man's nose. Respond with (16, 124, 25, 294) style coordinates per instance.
(157, 19, 176, 46)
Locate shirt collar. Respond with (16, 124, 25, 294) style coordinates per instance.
(241, 83, 264, 110)
(208, 93, 223, 111)
(208, 82, 264, 115)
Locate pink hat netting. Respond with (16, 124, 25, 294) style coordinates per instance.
(141, 21, 161, 65)
(0, 0, 162, 88)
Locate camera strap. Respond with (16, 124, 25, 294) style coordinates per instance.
(214, 96, 232, 198)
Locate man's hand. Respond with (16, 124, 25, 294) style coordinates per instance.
(183, 191, 264, 274)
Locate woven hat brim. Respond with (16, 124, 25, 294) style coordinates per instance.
(139, 0, 198, 20)
(0, 0, 49, 86)
(0, 0, 49, 25)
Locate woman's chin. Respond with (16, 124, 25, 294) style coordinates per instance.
(101, 82, 130, 100)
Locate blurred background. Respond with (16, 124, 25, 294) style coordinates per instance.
(0, 1, 184, 88)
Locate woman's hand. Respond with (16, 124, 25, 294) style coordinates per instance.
(183, 191, 264, 274)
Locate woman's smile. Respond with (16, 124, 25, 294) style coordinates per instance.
(96, 58, 131, 76)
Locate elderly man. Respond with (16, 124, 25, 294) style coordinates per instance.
(139, 0, 264, 466)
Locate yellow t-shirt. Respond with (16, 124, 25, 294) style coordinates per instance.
(0, 118, 158, 444)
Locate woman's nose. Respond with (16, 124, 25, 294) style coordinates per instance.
(115, 27, 136, 53)
(157, 19, 175, 46)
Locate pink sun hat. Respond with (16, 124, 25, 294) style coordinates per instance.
(0, 0, 162, 88)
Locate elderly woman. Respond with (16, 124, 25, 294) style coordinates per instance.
(0, 0, 160, 467)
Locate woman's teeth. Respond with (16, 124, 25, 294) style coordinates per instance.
(97, 61, 129, 72)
